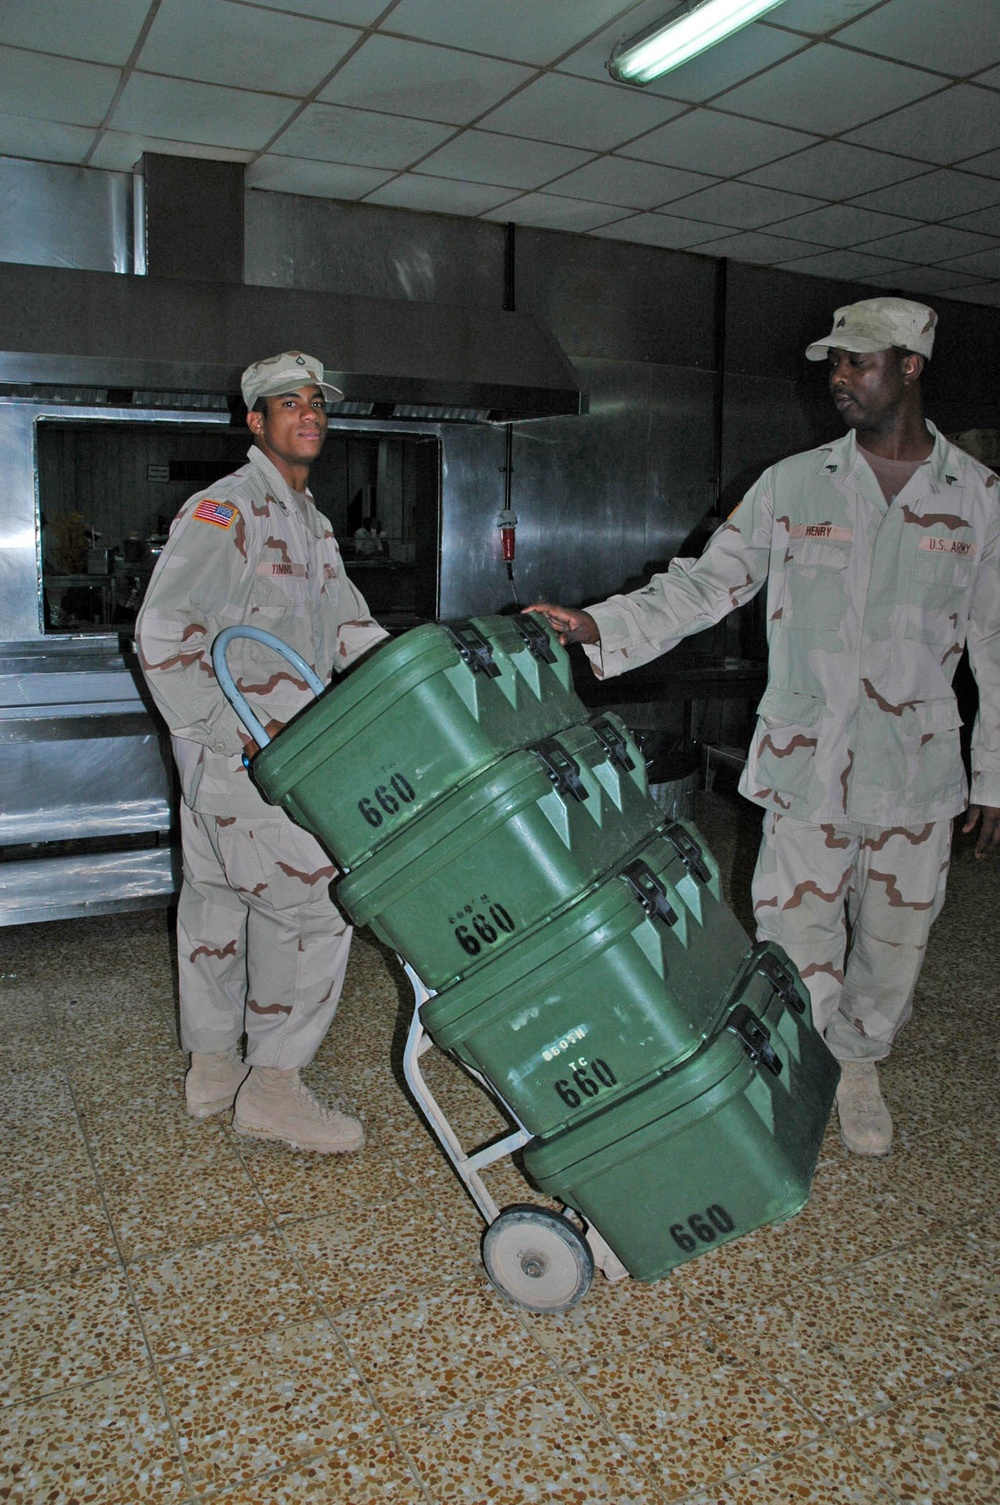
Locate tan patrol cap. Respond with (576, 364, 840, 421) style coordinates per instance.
(805, 296, 937, 361)
(241, 351, 343, 408)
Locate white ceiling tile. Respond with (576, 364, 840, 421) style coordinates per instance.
(546, 157, 718, 211)
(590, 212, 723, 249)
(481, 192, 625, 232)
(110, 73, 296, 150)
(0, 47, 119, 127)
(245, 154, 393, 197)
(478, 72, 683, 152)
(380, 0, 636, 66)
(718, 42, 940, 134)
(685, 228, 821, 261)
(772, 248, 912, 280)
(771, 202, 921, 247)
(137, 0, 359, 94)
(624, 109, 817, 175)
(416, 129, 595, 190)
(769, 0, 886, 33)
(946, 205, 1000, 236)
(318, 36, 534, 124)
(745, 141, 927, 198)
(937, 247, 1000, 277)
(666, 180, 822, 228)
(834, 0, 1000, 77)
(846, 84, 1000, 164)
(865, 266, 992, 293)
(242, 0, 387, 20)
(959, 148, 1000, 180)
(89, 132, 254, 171)
(935, 281, 1000, 305)
(850, 169, 1000, 221)
(861, 223, 999, 263)
(0, 0, 151, 65)
(0, 113, 96, 163)
(268, 101, 456, 168)
(364, 174, 518, 215)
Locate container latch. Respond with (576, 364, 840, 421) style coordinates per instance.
(589, 716, 636, 772)
(513, 613, 557, 664)
(445, 621, 501, 679)
(662, 822, 711, 883)
(727, 1003, 782, 1075)
(755, 946, 806, 1014)
(532, 739, 589, 802)
(620, 860, 678, 927)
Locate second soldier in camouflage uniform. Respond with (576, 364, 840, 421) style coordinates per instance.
(137, 352, 388, 1153)
(529, 298, 1000, 1158)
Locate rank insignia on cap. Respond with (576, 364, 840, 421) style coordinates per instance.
(193, 498, 238, 529)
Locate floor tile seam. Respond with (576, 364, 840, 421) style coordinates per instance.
(180, 1443, 437, 1505)
(327, 1315, 573, 1433)
(384, 1366, 673, 1501)
(694, 1313, 846, 1435)
(2, 1359, 206, 1504)
(266, 1200, 482, 1322)
(242, 1306, 441, 1505)
(676, 1432, 906, 1504)
(550, 1367, 710, 1503)
(525, 1307, 717, 1382)
(139, 1307, 434, 1500)
(558, 1358, 869, 1505)
(709, 1254, 987, 1343)
(0, 1355, 162, 1414)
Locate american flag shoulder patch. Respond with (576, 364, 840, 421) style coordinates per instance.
(193, 498, 238, 529)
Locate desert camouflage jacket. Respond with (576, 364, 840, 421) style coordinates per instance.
(136, 445, 388, 816)
(585, 424, 1000, 825)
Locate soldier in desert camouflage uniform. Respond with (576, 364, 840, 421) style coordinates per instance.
(137, 352, 388, 1153)
(530, 298, 1000, 1158)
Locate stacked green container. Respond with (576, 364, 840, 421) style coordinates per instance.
(336, 714, 658, 989)
(251, 614, 586, 867)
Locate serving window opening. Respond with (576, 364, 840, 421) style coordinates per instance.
(37, 414, 441, 635)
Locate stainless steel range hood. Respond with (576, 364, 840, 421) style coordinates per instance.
(0, 261, 586, 423)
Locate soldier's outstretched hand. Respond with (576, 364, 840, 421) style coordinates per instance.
(525, 602, 600, 647)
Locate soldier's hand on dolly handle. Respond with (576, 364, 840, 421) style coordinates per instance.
(962, 804, 1000, 860)
(525, 602, 600, 648)
(240, 719, 285, 761)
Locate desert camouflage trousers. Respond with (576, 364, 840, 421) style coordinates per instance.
(176, 801, 352, 1069)
(751, 811, 952, 1063)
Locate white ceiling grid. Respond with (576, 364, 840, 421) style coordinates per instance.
(0, 0, 998, 304)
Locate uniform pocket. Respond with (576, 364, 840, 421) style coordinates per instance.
(751, 687, 825, 798)
(904, 547, 973, 644)
(782, 538, 851, 631)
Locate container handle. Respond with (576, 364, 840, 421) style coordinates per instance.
(620, 859, 678, 927)
(211, 625, 325, 750)
(661, 821, 711, 884)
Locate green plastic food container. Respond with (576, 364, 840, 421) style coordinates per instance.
(421, 820, 751, 1136)
(250, 614, 584, 867)
(337, 716, 658, 989)
(523, 943, 839, 1283)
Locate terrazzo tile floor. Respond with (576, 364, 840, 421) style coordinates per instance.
(2, 787, 998, 1503)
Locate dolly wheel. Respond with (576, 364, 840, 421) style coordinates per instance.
(482, 1204, 594, 1313)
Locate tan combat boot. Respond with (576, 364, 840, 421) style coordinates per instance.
(836, 1060, 892, 1157)
(186, 1048, 249, 1119)
(233, 1067, 365, 1154)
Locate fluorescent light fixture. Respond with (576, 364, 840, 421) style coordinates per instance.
(607, 0, 789, 84)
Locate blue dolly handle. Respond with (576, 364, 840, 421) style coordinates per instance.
(211, 625, 325, 750)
